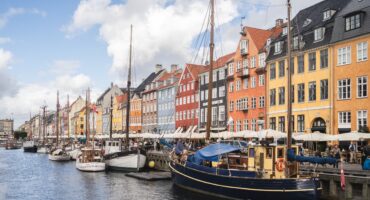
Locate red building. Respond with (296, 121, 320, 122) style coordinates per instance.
(175, 64, 205, 132)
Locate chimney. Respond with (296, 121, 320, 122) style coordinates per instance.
(111, 82, 114, 88)
(155, 64, 162, 73)
(275, 18, 284, 27)
(171, 64, 178, 72)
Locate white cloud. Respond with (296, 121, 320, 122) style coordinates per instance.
(65, 0, 238, 81)
(0, 48, 13, 70)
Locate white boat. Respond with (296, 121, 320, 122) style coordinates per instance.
(48, 149, 71, 161)
(68, 148, 82, 160)
(23, 140, 38, 152)
(103, 140, 146, 172)
(76, 148, 105, 172)
(37, 146, 50, 154)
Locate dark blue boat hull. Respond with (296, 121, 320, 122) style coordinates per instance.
(169, 162, 321, 200)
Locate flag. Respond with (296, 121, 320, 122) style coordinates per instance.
(90, 104, 98, 114)
(340, 160, 345, 190)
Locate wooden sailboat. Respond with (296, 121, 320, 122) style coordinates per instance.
(76, 88, 106, 172)
(49, 91, 71, 161)
(104, 25, 146, 172)
(169, 1, 322, 199)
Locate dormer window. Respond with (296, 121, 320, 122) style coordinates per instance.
(303, 19, 312, 27)
(274, 41, 282, 54)
(266, 38, 271, 46)
(323, 10, 336, 21)
(282, 27, 288, 36)
(240, 39, 248, 55)
(293, 36, 299, 50)
(345, 14, 361, 31)
(314, 27, 325, 42)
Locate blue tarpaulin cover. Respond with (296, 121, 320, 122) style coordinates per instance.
(189, 143, 240, 164)
(287, 149, 337, 165)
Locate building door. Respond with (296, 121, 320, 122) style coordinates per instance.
(311, 117, 326, 133)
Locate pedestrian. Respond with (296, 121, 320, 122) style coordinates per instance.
(362, 144, 370, 169)
(332, 144, 340, 168)
(349, 141, 357, 163)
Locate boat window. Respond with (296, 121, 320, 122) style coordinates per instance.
(233, 141, 239, 146)
(277, 148, 284, 158)
(249, 148, 255, 157)
(108, 142, 111, 146)
(266, 148, 273, 159)
(240, 141, 248, 147)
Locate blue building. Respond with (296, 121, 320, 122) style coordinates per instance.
(157, 65, 182, 134)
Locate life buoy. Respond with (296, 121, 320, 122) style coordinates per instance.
(276, 159, 285, 172)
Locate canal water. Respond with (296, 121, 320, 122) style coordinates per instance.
(0, 149, 217, 200)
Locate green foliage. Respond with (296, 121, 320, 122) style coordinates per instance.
(14, 131, 27, 139)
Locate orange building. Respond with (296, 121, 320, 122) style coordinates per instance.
(228, 26, 281, 132)
(129, 93, 142, 133)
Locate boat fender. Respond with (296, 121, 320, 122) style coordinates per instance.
(275, 158, 285, 172)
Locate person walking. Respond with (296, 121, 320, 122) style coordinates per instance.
(349, 141, 357, 163)
(332, 145, 341, 168)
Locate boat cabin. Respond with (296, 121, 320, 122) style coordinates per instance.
(79, 148, 104, 163)
(104, 140, 122, 154)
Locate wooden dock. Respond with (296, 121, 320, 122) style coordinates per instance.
(126, 171, 172, 181)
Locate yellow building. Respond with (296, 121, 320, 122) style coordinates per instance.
(95, 104, 103, 135)
(331, 1, 370, 134)
(112, 95, 127, 133)
(74, 107, 86, 136)
(265, 1, 349, 134)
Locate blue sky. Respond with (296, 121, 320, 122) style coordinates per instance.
(0, 0, 320, 127)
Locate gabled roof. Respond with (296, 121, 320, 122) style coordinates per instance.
(69, 96, 84, 108)
(185, 64, 206, 80)
(199, 52, 236, 74)
(244, 26, 274, 51)
(133, 69, 165, 96)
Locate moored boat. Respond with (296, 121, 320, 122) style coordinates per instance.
(48, 148, 71, 161)
(76, 147, 105, 172)
(23, 140, 38, 153)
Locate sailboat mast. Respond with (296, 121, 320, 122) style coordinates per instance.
(125, 24, 133, 149)
(205, 0, 215, 141)
(109, 95, 113, 140)
(42, 105, 47, 145)
(85, 88, 90, 146)
(286, 0, 292, 150)
(56, 91, 60, 147)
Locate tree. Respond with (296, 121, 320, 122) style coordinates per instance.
(14, 131, 28, 139)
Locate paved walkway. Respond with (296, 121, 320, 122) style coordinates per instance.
(300, 163, 370, 176)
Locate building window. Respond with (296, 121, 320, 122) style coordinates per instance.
(298, 55, 304, 73)
(243, 119, 249, 130)
(229, 121, 234, 132)
(236, 80, 241, 91)
(250, 57, 256, 68)
(236, 61, 241, 71)
(293, 36, 299, 50)
(338, 79, 351, 100)
(259, 96, 265, 108)
(291, 85, 294, 103)
(290, 115, 295, 132)
(270, 63, 276, 80)
(269, 117, 276, 130)
(219, 86, 226, 97)
(212, 107, 218, 123)
(251, 97, 256, 109)
(338, 111, 351, 128)
(251, 119, 257, 131)
(229, 101, 234, 112)
(357, 76, 368, 98)
(240, 39, 248, 54)
(278, 60, 285, 77)
(320, 79, 329, 100)
(278, 87, 285, 105)
(251, 77, 256, 88)
(219, 106, 225, 121)
(274, 42, 282, 54)
(309, 81, 316, 101)
(259, 75, 265, 86)
(358, 110, 368, 131)
(270, 89, 276, 106)
(345, 14, 361, 31)
(338, 46, 351, 65)
(258, 53, 266, 67)
(323, 10, 335, 21)
(282, 27, 288, 35)
(212, 88, 217, 99)
(229, 82, 234, 92)
(297, 115, 305, 132)
(308, 52, 316, 71)
(243, 79, 248, 89)
(357, 42, 368, 62)
(278, 116, 285, 132)
(314, 27, 325, 41)
(236, 120, 241, 132)
(320, 49, 328, 68)
(290, 57, 294, 74)
(228, 63, 234, 75)
(298, 83, 305, 103)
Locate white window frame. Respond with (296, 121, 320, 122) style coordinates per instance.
(338, 111, 351, 128)
(259, 96, 265, 108)
(357, 42, 368, 62)
(357, 110, 368, 130)
(338, 79, 351, 100)
(314, 27, 325, 42)
(258, 75, 265, 86)
(251, 76, 256, 88)
(337, 46, 351, 66)
(236, 80, 241, 91)
(258, 53, 266, 68)
(357, 76, 368, 98)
